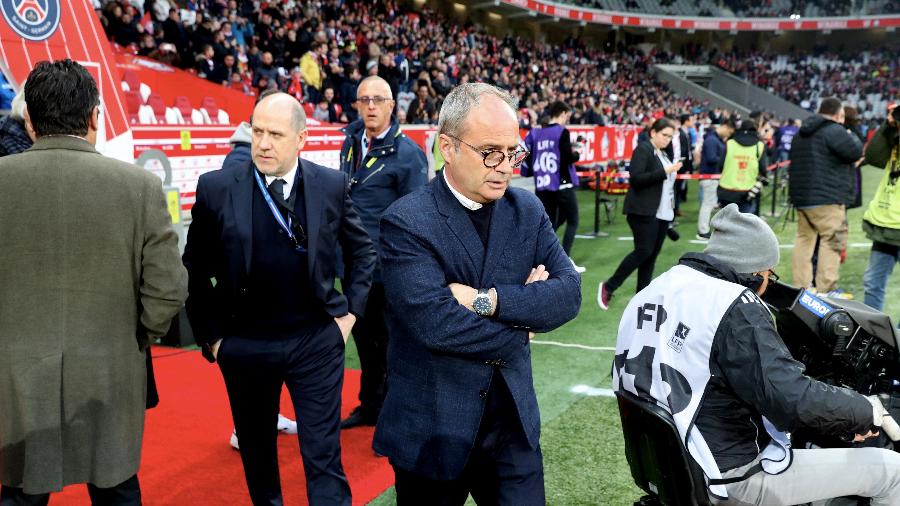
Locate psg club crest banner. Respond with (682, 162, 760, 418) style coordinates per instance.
(1, 0, 60, 41)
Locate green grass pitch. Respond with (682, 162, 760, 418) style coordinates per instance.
(349, 165, 899, 505)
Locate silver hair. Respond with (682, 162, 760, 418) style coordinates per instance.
(437, 83, 518, 143)
(10, 88, 26, 121)
(290, 99, 306, 132)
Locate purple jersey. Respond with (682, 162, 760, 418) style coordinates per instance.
(521, 124, 580, 191)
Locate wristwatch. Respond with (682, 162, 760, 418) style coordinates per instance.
(473, 288, 494, 317)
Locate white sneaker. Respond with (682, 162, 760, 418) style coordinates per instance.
(570, 257, 586, 274)
(230, 414, 297, 451)
(277, 414, 298, 434)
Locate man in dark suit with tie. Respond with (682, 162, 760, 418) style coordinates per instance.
(374, 83, 582, 504)
(183, 92, 375, 506)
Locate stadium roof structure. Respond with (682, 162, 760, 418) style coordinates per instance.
(462, 0, 900, 31)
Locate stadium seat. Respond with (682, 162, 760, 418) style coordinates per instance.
(303, 102, 315, 117)
(138, 104, 156, 124)
(146, 93, 169, 124)
(174, 96, 205, 125)
(198, 96, 230, 124)
(616, 390, 712, 506)
(139, 82, 152, 104)
(199, 96, 219, 124)
(122, 70, 141, 95)
(124, 90, 142, 124)
(166, 107, 185, 125)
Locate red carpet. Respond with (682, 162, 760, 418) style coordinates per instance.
(52, 347, 394, 505)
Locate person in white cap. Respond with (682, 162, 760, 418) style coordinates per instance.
(613, 204, 900, 505)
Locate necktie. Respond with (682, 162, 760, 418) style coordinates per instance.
(268, 178, 288, 205)
(268, 178, 295, 219)
(266, 177, 305, 246)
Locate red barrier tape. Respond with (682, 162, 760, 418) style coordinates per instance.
(574, 160, 790, 180)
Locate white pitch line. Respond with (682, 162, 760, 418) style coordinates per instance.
(531, 340, 616, 351)
(570, 384, 616, 397)
(779, 242, 871, 249)
(617, 236, 633, 241)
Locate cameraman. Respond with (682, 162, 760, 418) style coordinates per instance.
(862, 104, 900, 314)
(614, 204, 900, 505)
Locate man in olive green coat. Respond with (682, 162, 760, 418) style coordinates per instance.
(0, 60, 187, 503)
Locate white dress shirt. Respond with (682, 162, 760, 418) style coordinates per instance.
(444, 171, 482, 211)
(265, 159, 299, 200)
(654, 149, 676, 221)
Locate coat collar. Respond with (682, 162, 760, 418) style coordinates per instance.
(29, 135, 98, 153)
(230, 157, 321, 274)
(342, 118, 401, 156)
(432, 172, 516, 284)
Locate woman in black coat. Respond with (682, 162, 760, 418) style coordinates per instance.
(599, 117, 682, 309)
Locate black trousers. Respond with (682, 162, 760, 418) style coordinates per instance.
(217, 321, 351, 506)
(717, 188, 756, 214)
(536, 187, 579, 255)
(0, 475, 140, 506)
(606, 215, 669, 294)
(674, 176, 688, 211)
(392, 376, 544, 506)
(350, 282, 387, 415)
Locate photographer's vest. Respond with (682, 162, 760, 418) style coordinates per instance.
(863, 144, 900, 229)
(524, 125, 578, 191)
(612, 265, 792, 499)
(719, 139, 764, 192)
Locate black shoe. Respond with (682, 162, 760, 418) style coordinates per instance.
(340, 407, 378, 429)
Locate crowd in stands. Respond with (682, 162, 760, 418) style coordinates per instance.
(714, 49, 899, 127)
(98, 0, 709, 127)
(568, 0, 898, 17)
(97, 0, 895, 133)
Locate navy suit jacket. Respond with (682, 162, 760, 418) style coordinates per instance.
(183, 157, 375, 361)
(373, 174, 581, 479)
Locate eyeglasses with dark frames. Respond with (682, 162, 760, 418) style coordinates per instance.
(767, 270, 780, 282)
(446, 134, 529, 169)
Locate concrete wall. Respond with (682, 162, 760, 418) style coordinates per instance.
(652, 65, 751, 115)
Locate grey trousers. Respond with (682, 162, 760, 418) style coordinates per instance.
(711, 448, 900, 506)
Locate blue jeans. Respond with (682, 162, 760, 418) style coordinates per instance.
(863, 243, 900, 312)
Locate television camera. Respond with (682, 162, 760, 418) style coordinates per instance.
(619, 282, 900, 505)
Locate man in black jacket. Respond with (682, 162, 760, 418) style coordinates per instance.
(184, 93, 375, 505)
(788, 97, 863, 295)
(338, 76, 427, 429)
(615, 204, 900, 505)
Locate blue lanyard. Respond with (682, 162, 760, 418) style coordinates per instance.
(252, 170, 305, 252)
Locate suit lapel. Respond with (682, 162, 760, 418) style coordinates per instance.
(231, 164, 254, 274)
(481, 196, 514, 285)
(433, 175, 485, 276)
(301, 159, 322, 275)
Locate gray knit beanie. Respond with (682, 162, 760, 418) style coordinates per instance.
(704, 204, 780, 274)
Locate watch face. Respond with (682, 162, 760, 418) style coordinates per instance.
(473, 295, 492, 316)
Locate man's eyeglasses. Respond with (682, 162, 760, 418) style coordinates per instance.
(355, 96, 392, 106)
(446, 134, 529, 169)
(767, 270, 780, 282)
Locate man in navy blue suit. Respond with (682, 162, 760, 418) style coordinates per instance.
(374, 83, 582, 504)
(183, 92, 375, 506)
